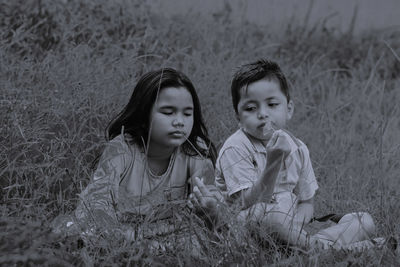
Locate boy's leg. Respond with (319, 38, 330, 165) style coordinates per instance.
(237, 202, 311, 248)
(311, 212, 376, 247)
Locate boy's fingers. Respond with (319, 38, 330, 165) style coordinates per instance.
(267, 131, 279, 147)
(269, 131, 291, 152)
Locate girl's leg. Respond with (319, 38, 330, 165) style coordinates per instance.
(311, 212, 376, 247)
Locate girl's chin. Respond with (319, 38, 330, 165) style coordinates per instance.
(168, 139, 186, 147)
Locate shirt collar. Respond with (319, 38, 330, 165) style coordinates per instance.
(238, 128, 267, 153)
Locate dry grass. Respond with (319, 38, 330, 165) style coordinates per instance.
(1, 0, 400, 265)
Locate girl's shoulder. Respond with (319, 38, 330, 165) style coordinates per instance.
(103, 134, 139, 160)
(178, 141, 212, 167)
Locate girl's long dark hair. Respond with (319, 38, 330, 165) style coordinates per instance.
(106, 68, 216, 165)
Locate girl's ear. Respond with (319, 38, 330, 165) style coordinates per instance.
(235, 112, 240, 121)
(287, 100, 294, 120)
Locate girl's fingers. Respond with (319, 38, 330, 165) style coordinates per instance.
(193, 184, 217, 208)
(193, 177, 210, 196)
(187, 193, 195, 209)
(193, 185, 202, 199)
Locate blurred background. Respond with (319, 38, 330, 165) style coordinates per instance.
(153, 0, 400, 34)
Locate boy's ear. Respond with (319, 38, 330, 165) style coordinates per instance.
(287, 100, 294, 120)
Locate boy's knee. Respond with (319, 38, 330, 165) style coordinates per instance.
(359, 212, 375, 236)
(342, 212, 376, 236)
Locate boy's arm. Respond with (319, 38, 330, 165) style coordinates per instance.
(295, 198, 314, 224)
(240, 153, 283, 209)
(293, 141, 318, 223)
(241, 131, 292, 209)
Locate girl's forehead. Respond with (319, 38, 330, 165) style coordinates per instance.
(156, 86, 193, 106)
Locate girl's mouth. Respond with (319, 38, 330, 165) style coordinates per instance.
(170, 131, 186, 137)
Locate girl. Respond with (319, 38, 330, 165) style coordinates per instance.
(56, 68, 220, 241)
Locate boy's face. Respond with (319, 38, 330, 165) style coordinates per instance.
(236, 78, 293, 142)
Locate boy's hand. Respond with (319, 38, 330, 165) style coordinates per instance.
(266, 130, 292, 162)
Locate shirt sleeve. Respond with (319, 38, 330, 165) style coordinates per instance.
(293, 145, 318, 201)
(75, 137, 132, 223)
(218, 146, 259, 197)
(189, 157, 215, 185)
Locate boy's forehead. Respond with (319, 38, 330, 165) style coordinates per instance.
(238, 77, 280, 97)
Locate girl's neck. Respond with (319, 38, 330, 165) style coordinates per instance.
(146, 145, 176, 160)
(146, 146, 176, 176)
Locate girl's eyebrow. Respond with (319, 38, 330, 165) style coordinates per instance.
(159, 105, 193, 110)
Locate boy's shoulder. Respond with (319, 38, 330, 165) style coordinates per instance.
(284, 132, 312, 162)
(219, 129, 260, 155)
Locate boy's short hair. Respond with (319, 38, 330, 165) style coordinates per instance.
(231, 59, 290, 114)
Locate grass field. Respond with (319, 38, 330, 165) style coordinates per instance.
(1, 0, 400, 265)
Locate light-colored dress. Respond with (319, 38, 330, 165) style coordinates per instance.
(75, 134, 214, 222)
(215, 128, 318, 218)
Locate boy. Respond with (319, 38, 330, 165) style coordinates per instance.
(215, 59, 377, 249)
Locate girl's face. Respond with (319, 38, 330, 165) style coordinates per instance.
(148, 86, 194, 155)
(237, 78, 293, 142)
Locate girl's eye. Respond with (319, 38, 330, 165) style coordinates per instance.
(161, 110, 174, 115)
(244, 106, 257, 112)
(184, 112, 193, 116)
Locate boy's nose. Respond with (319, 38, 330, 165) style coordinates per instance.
(257, 108, 269, 119)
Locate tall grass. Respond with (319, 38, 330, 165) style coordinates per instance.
(1, 0, 399, 265)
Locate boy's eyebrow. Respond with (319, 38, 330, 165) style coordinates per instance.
(240, 99, 257, 105)
(240, 97, 279, 106)
(264, 96, 278, 101)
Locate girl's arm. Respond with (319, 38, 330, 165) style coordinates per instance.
(75, 137, 131, 225)
(188, 157, 224, 227)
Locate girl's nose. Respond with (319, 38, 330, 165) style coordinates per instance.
(172, 115, 184, 127)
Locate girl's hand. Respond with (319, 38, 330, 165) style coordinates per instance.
(190, 177, 223, 211)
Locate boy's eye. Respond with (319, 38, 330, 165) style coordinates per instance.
(268, 103, 279, 107)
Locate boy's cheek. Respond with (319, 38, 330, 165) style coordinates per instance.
(238, 112, 253, 122)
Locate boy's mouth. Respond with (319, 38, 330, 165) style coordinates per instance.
(257, 122, 266, 129)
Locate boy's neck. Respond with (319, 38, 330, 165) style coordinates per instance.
(241, 128, 269, 146)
